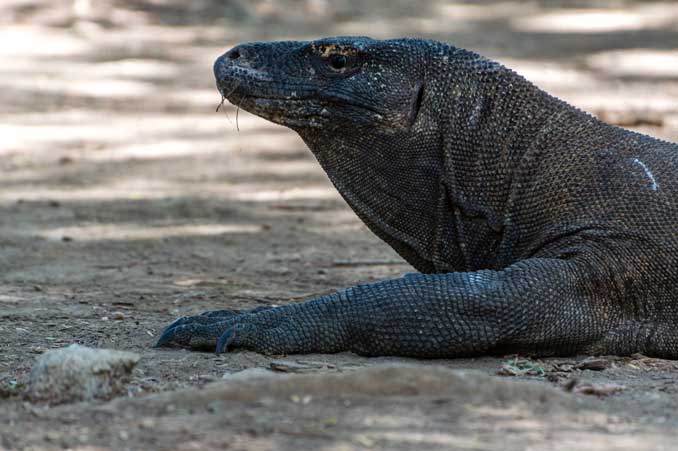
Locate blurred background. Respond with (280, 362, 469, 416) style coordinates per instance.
(1, 0, 678, 407)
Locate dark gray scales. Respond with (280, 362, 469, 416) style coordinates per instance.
(156, 37, 678, 358)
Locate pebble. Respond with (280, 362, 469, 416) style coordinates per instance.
(111, 311, 125, 320)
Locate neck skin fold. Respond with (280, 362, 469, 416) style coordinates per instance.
(300, 49, 576, 273)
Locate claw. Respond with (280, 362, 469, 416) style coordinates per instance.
(154, 324, 180, 348)
(216, 328, 237, 354)
(156, 318, 239, 350)
(157, 314, 238, 342)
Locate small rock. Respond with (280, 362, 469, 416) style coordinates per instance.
(189, 374, 218, 383)
(290, 394, 312, 404)
(111, 311, 125, 321)
(573, 382, 625, 397)
(139, 418, 157, 429)
(551, 362, 575, 372)
(355, 435, 376, 448)
(563, 378, 579, 392)
(270, 360, 335, 373)
(323, 415, 338, 427)
(497, 357, 546, 377)
(27, 344, 140, 404)
(574, 357, 611, 371)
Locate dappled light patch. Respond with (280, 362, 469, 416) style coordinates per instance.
(0, 26, 92, 57)
(512, 5, 677, 33)
(60, 79, 156, 98)
(339, 2, 534, 36)
(36, 223, 262, 242)
(436, 2, 538, 22)
(229, 186, 337, 202)
(0, 111, 291, 154)
(587, 49, 678, 79)
(87, 58, 181, 79)
(564, 90, 678, 116)
(500, 59, 597, 91)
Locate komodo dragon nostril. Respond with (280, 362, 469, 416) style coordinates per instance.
(228, 49, 240, 60)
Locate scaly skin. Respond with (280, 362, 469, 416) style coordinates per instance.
(156, 37, 678, 358)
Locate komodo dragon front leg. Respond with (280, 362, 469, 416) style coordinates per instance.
(157, 258, 661, 357)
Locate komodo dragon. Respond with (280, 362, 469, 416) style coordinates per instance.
(156, 37, 678, 358)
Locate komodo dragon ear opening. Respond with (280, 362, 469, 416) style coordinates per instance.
(407, 82, 425, 128)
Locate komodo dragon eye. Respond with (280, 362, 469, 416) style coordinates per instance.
(328, 54, 348, 71)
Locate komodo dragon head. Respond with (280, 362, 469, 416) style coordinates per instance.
(213, 36, 432, 131)
(212, 36, 529, 272)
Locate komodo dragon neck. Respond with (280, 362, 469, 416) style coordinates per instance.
(298, 44, 575, 273)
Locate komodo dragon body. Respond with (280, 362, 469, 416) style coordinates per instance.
(156, 37, 678, 358)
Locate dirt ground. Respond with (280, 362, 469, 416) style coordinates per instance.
(1, 1, 678, 450)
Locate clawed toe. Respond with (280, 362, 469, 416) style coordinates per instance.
(216, 328, 236, 354)
(157, 315, 231, 340)
(155, 319, 235, 350)
(154, 324, 180, 348)
(155, 305, 279, 353)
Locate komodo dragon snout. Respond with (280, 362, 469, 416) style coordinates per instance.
(214, 37, 429, 131)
